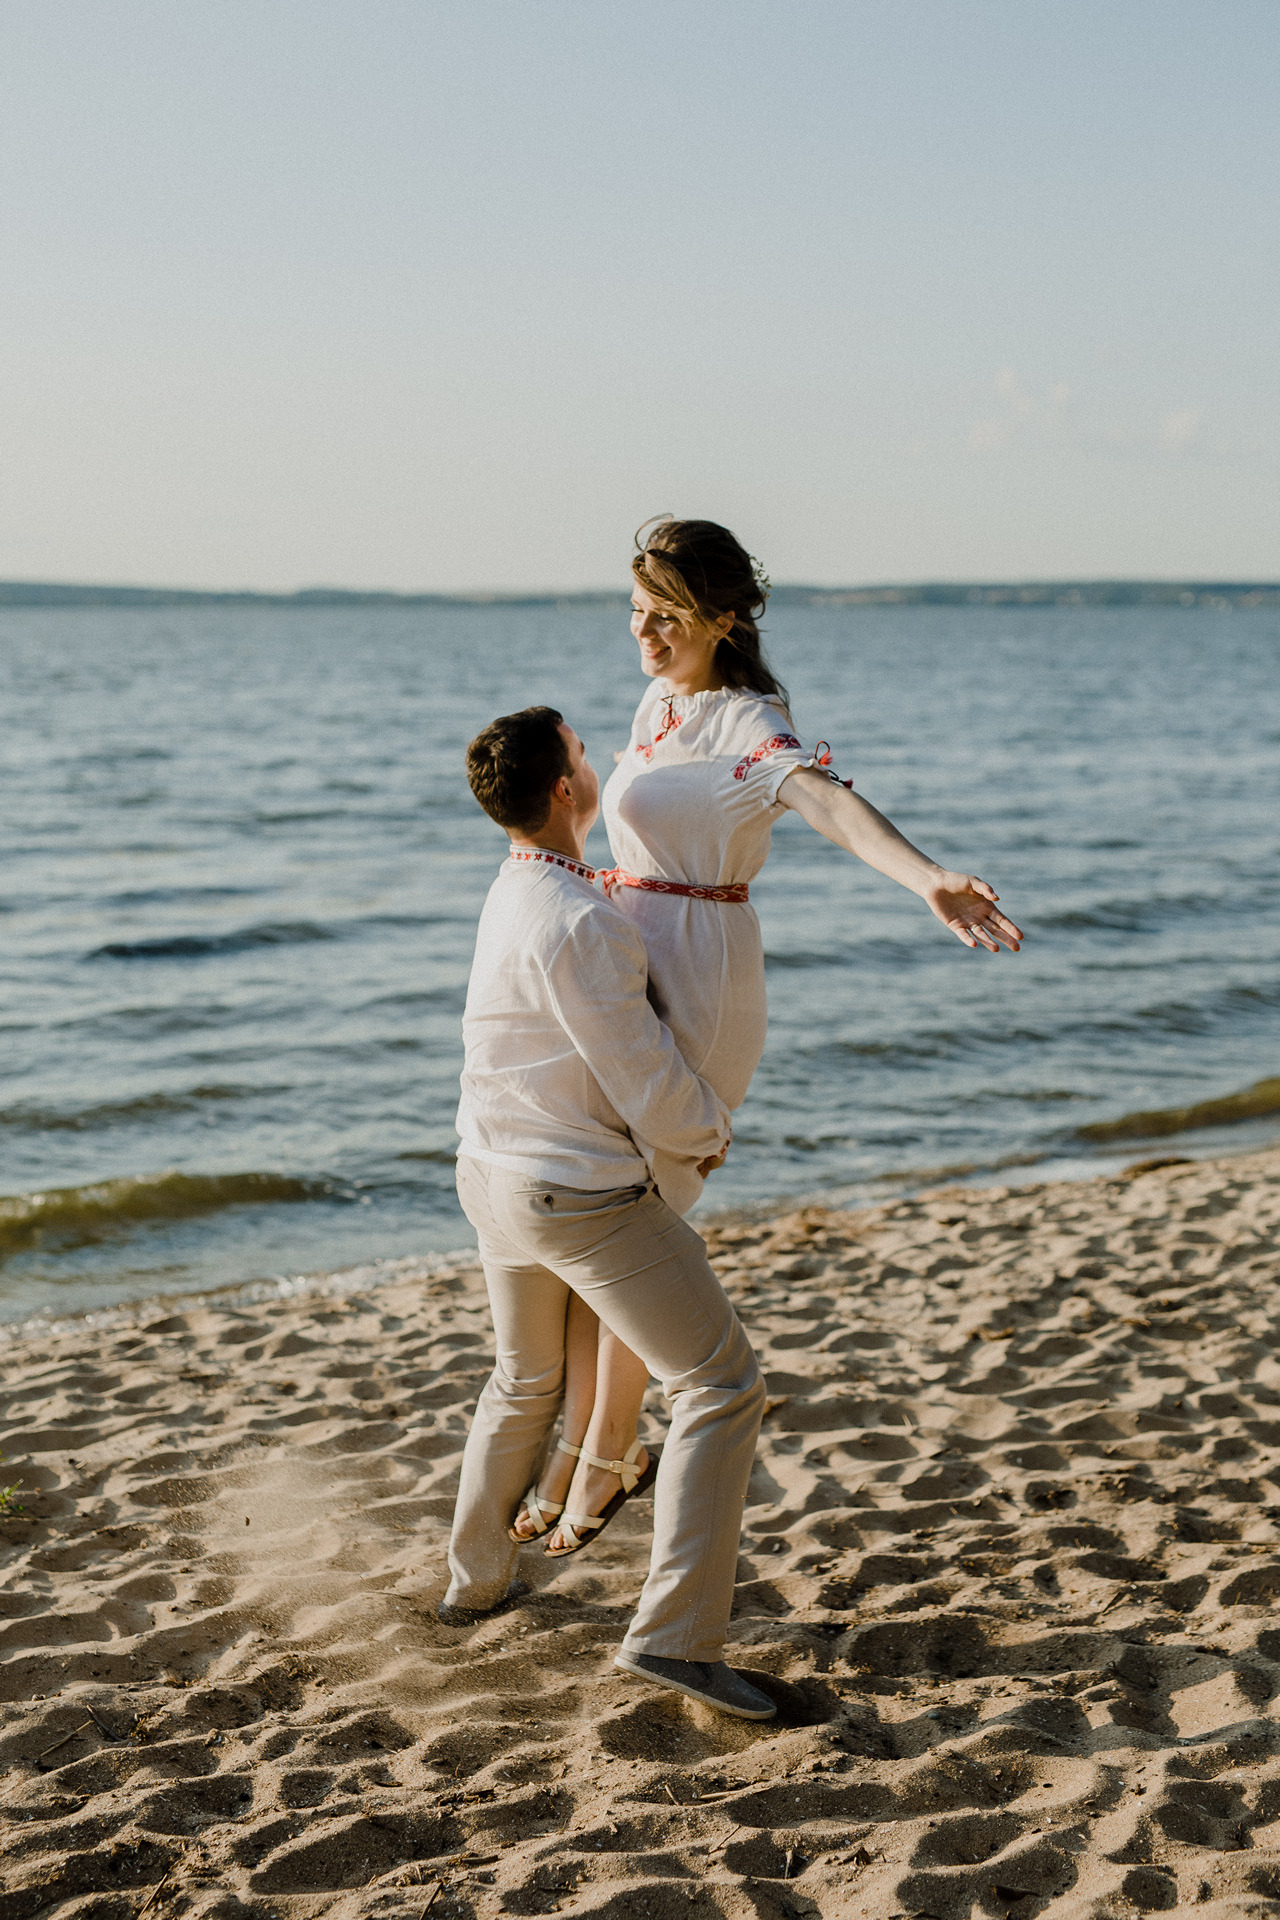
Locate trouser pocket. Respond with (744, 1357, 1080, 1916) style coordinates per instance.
(513, 1181, 650, 1222)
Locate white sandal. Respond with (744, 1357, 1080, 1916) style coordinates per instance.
(544, 1438, 658, 1559)
(508, 1438, 581, 1542)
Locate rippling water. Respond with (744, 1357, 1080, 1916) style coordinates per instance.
(3, 600, 1278, 1321)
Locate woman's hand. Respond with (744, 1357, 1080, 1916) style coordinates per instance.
(923, 873, 1023, 953)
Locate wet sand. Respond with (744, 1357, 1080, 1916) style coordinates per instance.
(3, 1145, 1280, 1919)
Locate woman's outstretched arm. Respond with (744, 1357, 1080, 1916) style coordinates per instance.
(777, 767, 1024, 954)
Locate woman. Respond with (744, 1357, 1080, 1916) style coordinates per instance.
(513, 518, 1023, 1556)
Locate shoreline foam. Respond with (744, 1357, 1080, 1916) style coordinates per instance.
(5, 1118, 1277, 1342)
(4, 1147, 1280, 1916)
(4, 1067, 1276, 1324)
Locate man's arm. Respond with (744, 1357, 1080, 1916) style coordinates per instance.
(544, 912, 731, 1164)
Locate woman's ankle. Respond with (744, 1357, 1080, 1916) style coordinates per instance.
(581, 1433, 645, 1472)
(539, 1443, 579, 1497)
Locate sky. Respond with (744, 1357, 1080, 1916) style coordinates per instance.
(2, 1, 1277, 592)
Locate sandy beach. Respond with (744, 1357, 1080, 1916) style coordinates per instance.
(4, 1145, 1280, 1919)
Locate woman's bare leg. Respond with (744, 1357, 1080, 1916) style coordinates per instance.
(545, 1327, 651, 1551)
(510, 1290, 599, 1540)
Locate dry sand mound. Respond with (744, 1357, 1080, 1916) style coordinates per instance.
(4, 1146, 1280, 1919)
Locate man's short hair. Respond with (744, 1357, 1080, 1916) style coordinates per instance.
(465, 706, 572, 833)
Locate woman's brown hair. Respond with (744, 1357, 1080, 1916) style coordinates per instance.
(632, 517, 788, 705)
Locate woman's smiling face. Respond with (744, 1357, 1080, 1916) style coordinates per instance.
(629, 583, 731, 692)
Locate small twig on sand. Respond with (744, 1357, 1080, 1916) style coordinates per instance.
(36, 1719, 95, 1762)
(663, 1782, 680, 1806)
(137, 1854, 182, 1917)
(784, 1846, 796, 1880)
(686, 1781, 766, 1804)
(420, 1883, 444, 1917)
(709, 1823, 742, 1855)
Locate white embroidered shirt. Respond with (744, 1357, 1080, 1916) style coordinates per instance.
(455, 850, 731, 1203)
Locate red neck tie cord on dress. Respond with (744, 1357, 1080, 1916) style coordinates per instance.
(636, 696, 682, 762)
(814, 742, 854, 789)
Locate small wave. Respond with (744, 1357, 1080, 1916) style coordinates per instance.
(765, 946, 864, 970)
(0, 1085, 273, 1132)
(811, 1026, 1054, 1066)
(354, 991, 468, 1022)
(106, 885, 265, 906)
(87, 920, 336, 961)
(361, 912, 455, 931)
(1039, 891, 1227, 933)
(872, 1150, 1053, 1186)
(1078, 1076, 1280, 1143)
(983, 1087, 1089, 1105)
(0, 1168, 341, 1259)
(249, 808, 350, 825)
(764, 939, 927, 972)
(75, 746, 172, 764)
(808, 981, 1280, 1065)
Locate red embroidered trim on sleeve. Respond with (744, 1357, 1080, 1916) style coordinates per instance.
(731, 733, 803, 781)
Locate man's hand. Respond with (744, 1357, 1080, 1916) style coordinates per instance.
(696, 1141, 730, 1178)
(923, 872, 1023, 953)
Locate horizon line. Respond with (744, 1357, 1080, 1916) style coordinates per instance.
(2, 576, 1279, 612)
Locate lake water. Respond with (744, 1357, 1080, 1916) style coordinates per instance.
(3, 599, 1278, 1323)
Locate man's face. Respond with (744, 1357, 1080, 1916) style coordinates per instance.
(558, 721, 600, 829)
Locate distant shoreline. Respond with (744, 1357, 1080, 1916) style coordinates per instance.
(2, 579, 1278, 610)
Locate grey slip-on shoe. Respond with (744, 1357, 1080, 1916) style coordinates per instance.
(614, 1651, 777, 1719)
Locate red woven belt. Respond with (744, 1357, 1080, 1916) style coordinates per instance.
(599, 868, 748, 904)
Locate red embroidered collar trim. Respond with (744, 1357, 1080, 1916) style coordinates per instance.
(508, 847, 597, 881)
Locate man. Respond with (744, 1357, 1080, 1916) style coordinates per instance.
(444, 704, 773, 1720)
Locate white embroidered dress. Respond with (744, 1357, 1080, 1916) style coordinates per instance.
(601, 681, 821, 1121)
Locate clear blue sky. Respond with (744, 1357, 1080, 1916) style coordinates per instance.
(2, 1, 1276, 591)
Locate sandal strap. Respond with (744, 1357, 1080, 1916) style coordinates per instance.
(577, 1436, 645, 1492)
(558, 1509, 607, 1540)
(556, 1438, 583, 1460)
(519, 1484, 565, 1535)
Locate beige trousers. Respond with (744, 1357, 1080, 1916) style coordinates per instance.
(446, 1156, 764, 1663)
